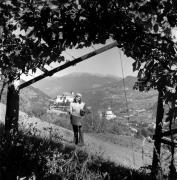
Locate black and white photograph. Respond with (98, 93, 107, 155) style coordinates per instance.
(0, 0, 177, 179)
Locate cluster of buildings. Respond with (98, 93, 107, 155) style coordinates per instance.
(49, 92, 75, 111)
(50, 91, 150, 123)
(98, 107, 117, 120)
(54, 92, 75, 104)
(103, 107, 117, 120)
(50, 92, 118, 120)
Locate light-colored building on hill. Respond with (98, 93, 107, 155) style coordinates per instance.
(55, 92, 75, 104)
(104, 107, 117, 120)
(49, 92, 75, 111)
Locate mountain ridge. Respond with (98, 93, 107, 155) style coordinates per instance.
(32, 72, 123, 97)
(1, 73, 157, 129)
(31, 73, 157, 123)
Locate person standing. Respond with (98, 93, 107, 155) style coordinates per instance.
(69, 93, 86, 146)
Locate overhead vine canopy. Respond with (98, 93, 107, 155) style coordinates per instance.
(78, 0, 177, 95)
(1, 0, 177, 99)
(0, 0, 78, 80)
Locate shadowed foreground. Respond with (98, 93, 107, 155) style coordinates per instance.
(0, 103, 153, 179)
(0, 103, 153, 169)
(0, 123, 152, 180)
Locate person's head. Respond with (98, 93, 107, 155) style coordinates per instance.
(74, 93, 82, 103)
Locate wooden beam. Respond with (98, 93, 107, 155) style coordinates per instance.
(162, 128, 177, 137)
(38, 66, 49, 73)
(19, 41, 118, 89)
(161, 137, 177, 147)
(152, 90, 164, 180)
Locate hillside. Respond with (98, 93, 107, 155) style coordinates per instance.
(32, 72, 121, 97)
(82, 75, 158, 124)
(0, 80, 51, 117)
(31, 73, 158, 125)
(82, 75, 138, 110)
(0, 77, 159, 173)
(0, 103, 153, 169)
(0, 75, 158, 138)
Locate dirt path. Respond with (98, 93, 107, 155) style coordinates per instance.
(0, 103, 152, 169)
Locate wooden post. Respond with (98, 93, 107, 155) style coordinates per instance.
(151, 90, 164, 180)
(169, 145, 177, 180)
(5, 80, 20, 136)
(168, 98, 177, 180)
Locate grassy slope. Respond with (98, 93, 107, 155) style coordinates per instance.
(0, 103, 153, 169)
(0, 124, 152, 180)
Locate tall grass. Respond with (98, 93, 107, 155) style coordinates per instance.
(0, 123, 152, 180)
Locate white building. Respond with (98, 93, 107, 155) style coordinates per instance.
(55, 92, 74, 104)
(105, 107, 117, 120)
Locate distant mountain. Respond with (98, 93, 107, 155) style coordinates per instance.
(32, 72, 122, 97)
(0, 73, 158, 127)
(32, 73, 158, 122)
(82, 75, 137, 110)
(81, 75, 158, 124)
(118, 76, 137, 89)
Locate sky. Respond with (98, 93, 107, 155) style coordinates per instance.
(56, 45, 137, 78)
(21, 43, 137, 81)
(50, 28, 177, 78)
(14, 27, 137, 81)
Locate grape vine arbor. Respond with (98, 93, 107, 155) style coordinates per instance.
(2, 0, 177, 179)
(7, 41, 177, 180)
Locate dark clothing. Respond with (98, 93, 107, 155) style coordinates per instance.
(72, 125, 84, 145)
(69, 101, 86, 145)
(70, 114, 83, 126)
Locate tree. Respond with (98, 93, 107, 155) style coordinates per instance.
(1, 1, 177, 90)
(0, 0, 80, 135)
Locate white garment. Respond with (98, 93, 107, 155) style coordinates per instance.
(70, 102, 85, 117)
